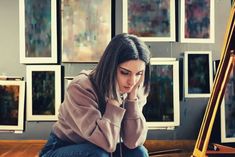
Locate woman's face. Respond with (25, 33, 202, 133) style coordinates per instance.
(116, 59, 145, 94)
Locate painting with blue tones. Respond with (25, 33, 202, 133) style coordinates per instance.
(25, 0, 51, 57)
(188, 54, 210, 94)
(144, 65, 174, 122)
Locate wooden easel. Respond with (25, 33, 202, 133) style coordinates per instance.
(191, 2, 235, 157)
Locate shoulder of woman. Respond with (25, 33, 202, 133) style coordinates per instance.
(68, 70, 96, 96)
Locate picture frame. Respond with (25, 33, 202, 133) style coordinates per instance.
(122, 0, 175, 42)
(19, 0, 57, 64)
(179, 0, 215, 43)
(61, 0, 115, 62)
(0, 80, 25, 131)
(220, 66, 235, 143)
(26, 65, 61, 121)
(143, 58, 180, 129)
(184, 51, 213, 98)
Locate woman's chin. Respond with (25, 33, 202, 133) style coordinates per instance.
(119, 91, 126, 94)
(120, 90, 131, 94)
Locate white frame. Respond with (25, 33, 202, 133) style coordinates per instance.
(0, 80, 25, 131)
(122, 0, 175, 42)
(145, 58, 180, 129)
(26, 65, 61, 121)
(19, 0, 57, 63)
(179, 0, 215, 43)
(184, 51, 213, 98)
(220, 68, 235, 143)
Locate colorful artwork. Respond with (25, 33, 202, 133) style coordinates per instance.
(61, 0, 113, 62)
(185, 0, 210, 38)
(0, 85, 19, 125)
(123, 0, 175, 41)
(0, 80, 25, 131)
(20, 0, 57, 63)
(143, 58, 180, 128)
(184, 51, 213, 98)
(180, 0, 214, 43)
(25, 0, 51, 57)
(27, 65, 61, 121)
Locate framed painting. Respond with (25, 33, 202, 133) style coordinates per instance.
(184, 51, 213, 98)
(143, 58, 180, 129)
(0, 80, 25, 131)
(220, 65, 235, 143)
(122, 0, 175, 42)
(61, 0, 115, 62)
(19, 0, 57, 64)
(26, 65, 61, 121)
(179, 0, 215, 43)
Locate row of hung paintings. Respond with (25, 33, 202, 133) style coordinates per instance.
(19, 0, 217, 63)
(1, 53, 235, 143)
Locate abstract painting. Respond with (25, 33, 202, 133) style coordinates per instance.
(184, 51, 213, 98)
(19, 0, 57, 63)
(180, 0, 214, 43)
(143, 58, 180, 129)
(26, 65, 61, 121)
(122, 0, 175, 42)
(0, 80, 25, 131)
(61, 0, 114, 62)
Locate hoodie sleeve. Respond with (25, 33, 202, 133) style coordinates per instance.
(59, 80, 126, 152)
(121, 90, 148, 149)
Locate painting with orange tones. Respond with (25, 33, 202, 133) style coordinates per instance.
(0, 80, 25, 131)
(61, 0, 114, 62)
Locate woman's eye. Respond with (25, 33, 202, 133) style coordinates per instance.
(120, 71, 129, 75)
(136, 72, 143, 76)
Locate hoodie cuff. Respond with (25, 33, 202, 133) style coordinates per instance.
(103, 102, 126, 127)
(124, 100, 141, 119)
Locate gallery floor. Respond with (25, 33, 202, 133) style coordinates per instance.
(0, 140, 195, 157)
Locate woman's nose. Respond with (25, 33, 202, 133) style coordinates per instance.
(128, 75, 136, 86)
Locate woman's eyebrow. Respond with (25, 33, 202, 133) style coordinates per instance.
(119, 66, 144, 73)
(119, 67, 131, 72)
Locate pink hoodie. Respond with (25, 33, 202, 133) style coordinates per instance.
(52, 70, 148, 153)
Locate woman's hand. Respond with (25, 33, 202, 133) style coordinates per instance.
(127, 74, 144, 100)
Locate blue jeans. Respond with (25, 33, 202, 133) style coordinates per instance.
(39, 132, 149, 157)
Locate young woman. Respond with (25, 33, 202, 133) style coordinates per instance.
(39, 33, 151, 157)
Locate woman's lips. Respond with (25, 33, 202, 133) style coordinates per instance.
(124, 86, 131, 90)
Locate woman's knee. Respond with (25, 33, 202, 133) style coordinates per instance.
(130, 145, 149, 157)
(90, 147, 109, 157)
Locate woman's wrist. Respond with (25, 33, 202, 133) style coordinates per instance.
(126, 97, 138, 102)
(127, 94, 137, 101)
